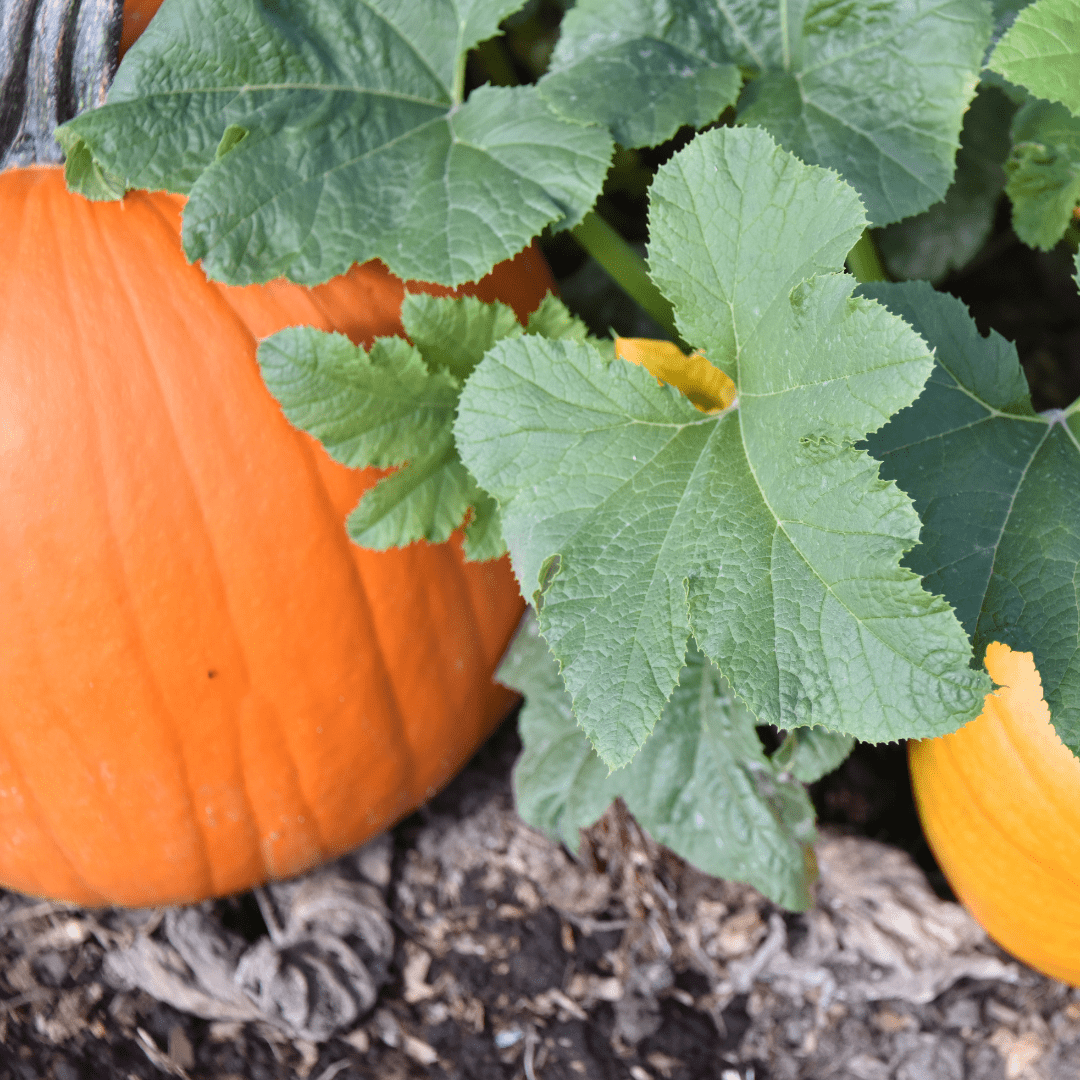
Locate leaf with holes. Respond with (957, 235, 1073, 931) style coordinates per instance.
(457, 125, 988, 769)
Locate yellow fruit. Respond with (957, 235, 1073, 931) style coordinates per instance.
(910, 642, 1080, 983)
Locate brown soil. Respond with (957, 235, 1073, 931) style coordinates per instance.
(1, 719, 1077, 1080)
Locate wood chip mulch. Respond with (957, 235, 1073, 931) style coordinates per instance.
(1, 724, 1078, 1080)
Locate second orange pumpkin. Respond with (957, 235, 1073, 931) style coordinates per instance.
(910, 643, 1080, 985)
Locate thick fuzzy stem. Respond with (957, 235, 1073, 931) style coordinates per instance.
(845, 229, 888, 284)
(571, 211, 683, 345)
(0, 0, 122, 169)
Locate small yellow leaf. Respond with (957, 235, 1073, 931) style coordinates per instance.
(614, 337, 736, 413)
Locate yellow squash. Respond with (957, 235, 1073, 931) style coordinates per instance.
(910, 643, 1080, 983)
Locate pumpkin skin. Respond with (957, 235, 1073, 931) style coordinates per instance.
(119, 0, 164, 56)
(0, 167, 551, 906)
(910, 642, 1080, 984)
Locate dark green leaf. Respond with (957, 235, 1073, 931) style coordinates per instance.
(735, 0, 993, 226)
(539, 0, 742, 148)
(864, 280, 1080, 751)
(877, 85, 1016, 283)
(60, 0, 612, 287)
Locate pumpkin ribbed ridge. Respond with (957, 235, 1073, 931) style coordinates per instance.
(0, 168, 540, 905)
(910, 643, 1080, 985)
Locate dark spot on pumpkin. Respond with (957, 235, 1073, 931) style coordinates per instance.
(207, 670, 218, 679)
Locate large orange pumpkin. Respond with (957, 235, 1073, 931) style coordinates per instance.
(910, 643, 1080, 984)
(119, 0, 164, 56)
(1, 6, 552, 904)
(0, 170, 548, 907)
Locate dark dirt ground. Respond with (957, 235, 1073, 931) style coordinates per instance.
(2, 715, 1079, 1080)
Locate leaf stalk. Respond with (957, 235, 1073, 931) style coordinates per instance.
(571, 211, 682, 344)
(845, 230, 888, 283)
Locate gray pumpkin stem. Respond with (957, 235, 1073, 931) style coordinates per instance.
(0, 0, 123, 169)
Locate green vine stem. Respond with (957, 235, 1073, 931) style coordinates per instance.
(571, 210, 682, 343)
(845, 229, 889, 284)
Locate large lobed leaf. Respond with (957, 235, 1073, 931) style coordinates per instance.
(877, 86, 1016, 283)
(539, 0, 991, 227)
(60, 0, 992, 280)
(538, 0, 742, 149)
(989, 0, 1080, 117)
(456, 126, 988, 769)
(736, 0, 992, 227)
(865, 280, 1080, 752)
(58, 0, 612, 287)
(501, 612, 822, 910)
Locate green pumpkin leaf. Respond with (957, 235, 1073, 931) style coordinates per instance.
(56, 131, 126, 201)
(864, 280, 1080, 752)
(259, 293, 535, 557)
(877, 85, 1017, 283)
(771, 727, 855, 784)
(501, 611, 623, 846)
(992, 0, 1035, 39)
(461, 489, 509, 562)
(258, 333, 458, 469)
(734, 0, 992, 227)
(538, 0, 742, 149)
(344, 433, 479, 550)
(988, 0, 1080, 117)
(525, 293, 593, 344)
(457, 126, 988, 769)
(58, 0, 612, 287)
(1004, 98, 1080, 250)
(536, 0, 990, 226)
(401, 295, 523, 382)
(501, 611, 819, 910)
